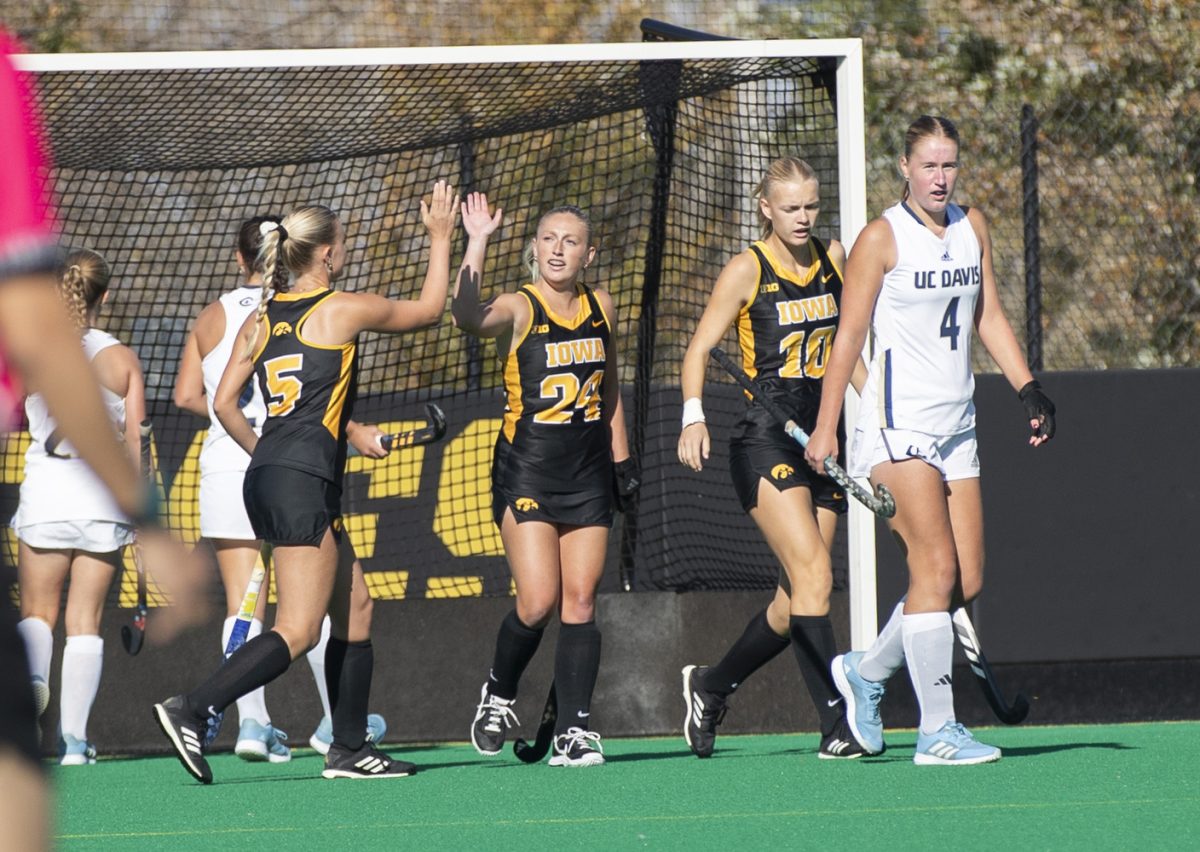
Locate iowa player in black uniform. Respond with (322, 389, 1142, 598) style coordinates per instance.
(452, 193, 634, 767)
(153, 180, 459, 783)
(677, 156, 867, 760)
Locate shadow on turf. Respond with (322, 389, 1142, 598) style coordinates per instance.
(998, 741, 1136, 757)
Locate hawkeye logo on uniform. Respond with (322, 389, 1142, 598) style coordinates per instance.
(544, 337, 605, 368)
(531, 324, 550, 335)
(515, 497, 540, 512)
(272, 321, 293, 337)
(760, 282, 779, 294)
(775, 293, 838, 326)
(771, 463, 795, 481)
(331, 517, 344, 532)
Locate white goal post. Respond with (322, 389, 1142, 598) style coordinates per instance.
(15, 38, 878, 644)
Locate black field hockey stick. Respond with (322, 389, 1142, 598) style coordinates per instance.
(380, 402, 447, 451)
(952, 607, 1030, 725)
(121, 421, 155, 656)
(708, 347, 896, 518)
(513, 681, 557, 764)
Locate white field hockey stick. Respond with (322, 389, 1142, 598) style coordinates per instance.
(203, 565, 267, 747)
(121, 420, 155, 656)
(952, 606, 1030, 725)
(709, 347, 896, 518)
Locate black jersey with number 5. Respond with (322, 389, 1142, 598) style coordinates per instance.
(735, 237, 842, 426)
(246, 288, 357, 485)
(495, 284, 611, 493)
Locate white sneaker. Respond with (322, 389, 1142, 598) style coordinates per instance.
(548, 727, 605, 767)
(234, 719, 291, 763)
(914, 722, 1001, 766)
(60, 733, 97, 766)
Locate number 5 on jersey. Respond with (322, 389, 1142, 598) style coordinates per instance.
(264, 354, 304, 416)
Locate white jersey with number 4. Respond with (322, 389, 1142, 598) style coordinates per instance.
(857, 202, 982, 436)
(16, 328, 128, 524)
(200, 286, 268, 476)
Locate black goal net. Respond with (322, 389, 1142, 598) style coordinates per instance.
(4, 46, 848, 607)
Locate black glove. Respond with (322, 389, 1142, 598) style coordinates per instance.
(1018, 380, 1056, 440)
(612, 458, 641, 513)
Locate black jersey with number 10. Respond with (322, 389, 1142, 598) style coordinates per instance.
(735, 237, 842, 423)
(496, 284, 611, 489)
(246, 288, 357, 485)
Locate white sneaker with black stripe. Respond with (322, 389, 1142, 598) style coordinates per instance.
(153, 696, 212, 784)
(321, 742, 418, 779)
(548, 727, 605, 767)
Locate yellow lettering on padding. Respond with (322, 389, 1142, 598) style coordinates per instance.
(432, 418, 504, 557)
(425, 576, 483, 598)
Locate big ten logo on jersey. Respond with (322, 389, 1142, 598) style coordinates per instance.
(774, 294, 838, 326)
(544, 337, 606, 369)
(759, 282, 779, 294)
(913, 265, 981, 290)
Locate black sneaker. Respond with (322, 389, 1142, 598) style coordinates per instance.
(470, 683, 519, 756)
(819, 715, 867, 760)
(153, 696, 212, 784)
(548, 727, 605, 767)
(321, 742, 417, 779)
(681, 664, 728, 758)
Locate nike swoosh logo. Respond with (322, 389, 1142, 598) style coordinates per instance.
(827, 698, 843, 707)
(822, 271, 835, 283)
(577, 710, 590, 719)
(591, 318, 604, 327)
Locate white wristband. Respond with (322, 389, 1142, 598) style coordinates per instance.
(681, 397, 706, 429)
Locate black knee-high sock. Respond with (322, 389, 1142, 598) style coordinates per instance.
(553, 621, 601, 736)
(702, 608, 790, 695)
(326, 637, 373, 751)
(488, 610, 544, 700)
(185, 631, 291, 720)
(789, 615, 842, 736)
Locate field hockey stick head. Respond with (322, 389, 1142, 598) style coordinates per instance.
(121, 612, 146, 655)
(821, 457, 896, 518)
(381, 402, 448, 451)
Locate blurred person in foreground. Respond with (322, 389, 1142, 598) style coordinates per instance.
(0, 30, 204, 850)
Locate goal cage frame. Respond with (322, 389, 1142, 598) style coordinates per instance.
(14, 36, 879, 647)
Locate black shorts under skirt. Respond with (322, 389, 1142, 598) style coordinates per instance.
(490, 438, 613, 529)
(729, 413, 847, 516)
(244, 465, 343, 546)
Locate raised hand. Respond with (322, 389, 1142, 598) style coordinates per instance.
(461, 191, 503, 240)
(421, 179, 460, 241)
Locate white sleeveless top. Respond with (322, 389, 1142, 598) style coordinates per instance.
(856, 202, 982, 436)
(17, 328, 129, 524)
(200, 286, 268, 476)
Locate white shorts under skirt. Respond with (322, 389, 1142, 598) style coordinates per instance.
(13, 518, 134, 553)
(199, 470, 256, 541)
(849, 427, 980, 482)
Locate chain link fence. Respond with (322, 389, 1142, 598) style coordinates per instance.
(5, 0, 1198, 370)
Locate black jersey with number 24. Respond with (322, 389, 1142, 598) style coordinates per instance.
(246, 288, 357, 486)
(491, 284, 614, 527)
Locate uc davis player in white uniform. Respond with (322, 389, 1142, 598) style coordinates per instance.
(174, 216, 385, 761)
(806, 116, 1056, 765)
(13, 249, 146, 766)
(677, 156, 868, 760)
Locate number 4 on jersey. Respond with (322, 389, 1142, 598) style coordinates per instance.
(940, 296, 961, 350)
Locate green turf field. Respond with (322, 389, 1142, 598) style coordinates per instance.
(55, 722, 1199, 850)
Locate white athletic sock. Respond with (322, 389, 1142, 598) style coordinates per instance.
(222, 617, 270, 727)
(306, 615, 332, 719)
(17, 616, 53, 683)
(902, 611, 956, 735)
(859, 599, 906, 682)
(60, 634, 103, 741)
